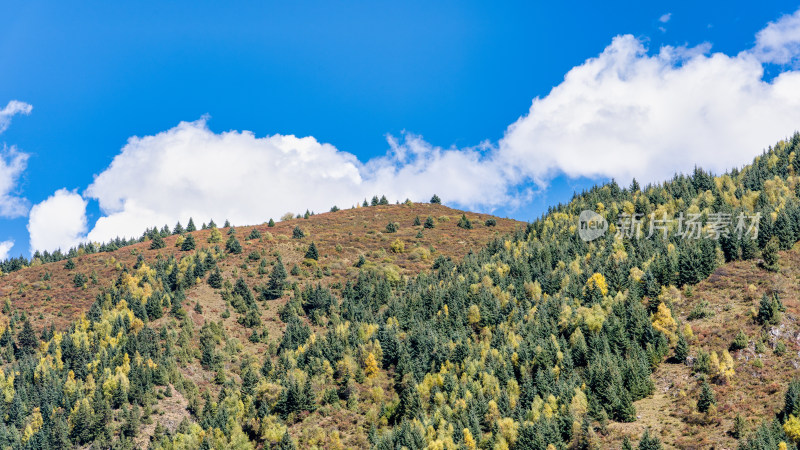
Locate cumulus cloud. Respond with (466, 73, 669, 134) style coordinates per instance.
(753, 9, 800, 65)
(28, 189, 88, 253)
(499, 32, 800, 185)
(0, 241, 13, 261)
(82, 119, 508, 242)
(659, 13, 672, 23)
(31, 8, 800, 249)
(0, 100, 32, 134)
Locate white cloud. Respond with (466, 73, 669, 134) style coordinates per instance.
(0, 147, 29, 218)
(753, 9, 800, 64)
(82, 119, 509, 242)
(0, 100, 32, 134)
(499, 33, 800, 186)
(27, 189, 88, 253)
(31, 8, 800, 247)
(659, 13, 671, 23)
(0, 100, 32, 219)
(0, 241, 13, 261)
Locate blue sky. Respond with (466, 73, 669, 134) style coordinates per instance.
(2, 1, 800, 258)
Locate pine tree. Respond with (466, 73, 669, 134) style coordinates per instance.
(173, 221, 184, 235)
(278, 431, 297, 450)
(674, 332, 688, 363)
(292, 226, 305, 239)
(379, 195, 389, 205)
(264, 257, 287, 299)
(224, 219, 231, 228)
(385, 222, 399, 233)
(430, 194, 441, 204)
(268, 218, 275, 227)
(413, 216, 421, 226)
(305, 242, 319, 260)
(457, 214, 472, 229)
(226, 235, 242, 254)
(17, 319, 38, 355)
(762, 237, 780, 272)
(208, 268, 223, 289)
(150, 234, 166, 250)
(186, 218, 196, 232)
(371, 196, 379, 206)
(355, 254, 366, 268)
(697, 381, 715, 412)
(181, 234, 196, 251)
(622, 436, 634, 450)
(637, 429, 662, 450)
(424, 216, 435, 229)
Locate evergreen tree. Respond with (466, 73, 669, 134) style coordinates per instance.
(150, 234, 166, 250)
(180, 234, 196, 251)
(292, 226, 305, 239)
(305, 242, 319, 260)
(430, 194, 441, 204)
(674, 332, 688, 363)
(208, 268, 223, 289)
(186, 218, 196, 232)
(637, 429, 662, 450)
(457, 214, 472, 229)
(371, 196, 379, 206)
(268, 218, 275, 227)
(264, 257, 287, 299)
(697, 381, 715, 413)
(413, 216, 421, 226)
(379, 195, 389, 205)
(224, 219, 231, 227)
(424, 216, 435, 229)
(385, 222, 399, 233)
(762, 237, 780, 272)
(278, 431, 297, 450)
(484, 218, 497, 227)
(16, 319, 37, 355)
(173, 221, 184, 235)
(225, 235, 242, 254)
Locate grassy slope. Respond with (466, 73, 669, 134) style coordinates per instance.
(0, 203, 522, 329)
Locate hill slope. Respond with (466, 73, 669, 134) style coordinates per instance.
(3, 134, 800, 449)
(1, 203, 521, 328)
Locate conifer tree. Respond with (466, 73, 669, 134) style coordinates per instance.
(674, 332, 688, 363)
(457, 214, 472, 229)
(413, 216, 421, 226)
(186, 218, 196, 232)
(208, 268, 223, 289)
(264, 257, 287, 299)
(305, 242, 319, 260)
(424, 216, 435, 229)
(224, 219, 231, 227)
(225, 235, 242, 254)
(173, 221, 184, 235)
(17, 319, 37, 355)
(268, 218, 275, 227)
(379, 195, 389, 205)
(180, 234, 196, 251)
(292, 226, 305, 239)
(430, 194, 441, 204)
(637, 429, 663, 450)
(762, 237, 780, 271)
(150, 234, 166, 250)
(697, 381, 715, 412)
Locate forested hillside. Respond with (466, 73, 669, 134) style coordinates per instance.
(2, 134, 800, 449)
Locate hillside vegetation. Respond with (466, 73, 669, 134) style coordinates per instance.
(1, 135, 800, 449)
